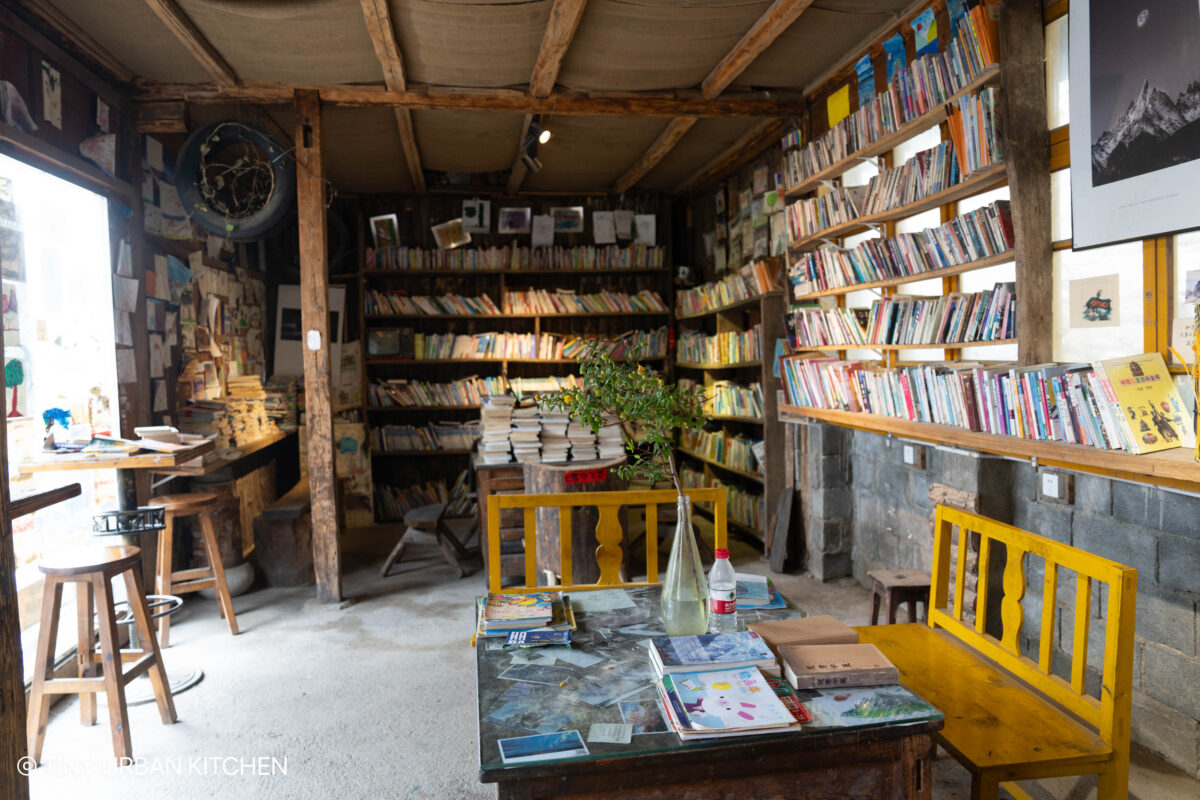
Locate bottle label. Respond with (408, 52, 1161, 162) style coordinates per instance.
(709, 588, 736, 615)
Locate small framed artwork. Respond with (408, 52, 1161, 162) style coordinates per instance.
(551, 206, 585, 233)
(369, 214, 399, 249)
(498, 207, 532, 234)
(463, 198, 491, 233)
(431, 218, 471, 250)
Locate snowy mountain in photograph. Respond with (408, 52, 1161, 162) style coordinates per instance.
(1092, 78, 1200, 186)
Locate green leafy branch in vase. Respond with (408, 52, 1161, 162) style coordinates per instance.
(539, 343, 708, 494)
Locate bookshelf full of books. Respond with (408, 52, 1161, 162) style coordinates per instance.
(675, 258, 786, 542)
(356, 195, 675, 522)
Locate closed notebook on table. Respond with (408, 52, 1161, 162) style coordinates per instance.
(747, 614, 859, 655)
(648, 631, 779, 677)
(779, 643, 899, 690)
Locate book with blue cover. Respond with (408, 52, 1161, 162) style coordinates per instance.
(648, 630, 778, 676)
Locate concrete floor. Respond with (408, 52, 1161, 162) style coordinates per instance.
(26, 524, 1200, 800)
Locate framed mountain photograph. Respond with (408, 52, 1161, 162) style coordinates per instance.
(1070, 1, 1200, 248)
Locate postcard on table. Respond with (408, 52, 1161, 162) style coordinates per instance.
(498, 730, 588, 764)
(497, 663, 575, 686)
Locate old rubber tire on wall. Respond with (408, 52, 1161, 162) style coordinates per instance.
(175, 119, 295, 241)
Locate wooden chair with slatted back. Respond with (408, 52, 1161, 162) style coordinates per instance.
(859, 504, 1137, 800)
(486, 487, 727, 593)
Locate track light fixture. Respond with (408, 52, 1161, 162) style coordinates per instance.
(519, 114, 549, 173)
(520, 150, 543, 173)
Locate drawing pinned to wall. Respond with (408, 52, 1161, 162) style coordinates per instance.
(827, 84, 850, 126)
(431, 218, 470, 250)
(1183, 268, 1200, 314)
(713, 188, 726, 216)
(882, 33, 907, 86)
(79, 134, 116, 177)
(498, 207, 531, 234)
(1069, 273, 1120, 328)
(1, 287, 17, 346)
(369, 213, 399, 249)
(4, 356, 25, 418)
(752, 166, 768, 195)
(96, 99, 110, 133)
(613, 209, 634, 239)
(634, 214, 656, 246)
(592, 211, 616, 245)
(40, 61, 61, 130)
(855, 53, 876, 104)
(462, 198, 491, 233)
(911, 8, 938, 56)
(551, 206, 584, 233)
(531, 214, 554, 247)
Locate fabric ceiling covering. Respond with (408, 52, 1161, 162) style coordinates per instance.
(40, 0, 913, 193)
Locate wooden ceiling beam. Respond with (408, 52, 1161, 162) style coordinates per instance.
(15, 0, 134, 84)
(144, 0, 238, 86)
(529, 0, 588, 98)
(674, 117, 787, 196)
(701, 0, 815, 99)
(134, 80, 802, 117)
(359, 0, 425, 192)
(612, 117, 696, 194)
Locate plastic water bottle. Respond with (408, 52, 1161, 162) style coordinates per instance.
(708, 548, 738, 633)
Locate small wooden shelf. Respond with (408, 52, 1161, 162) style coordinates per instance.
(361, 267, 670, 277)
(708, 414, 765, 424)
(787, 163, 1009, 251)
(367, 405, 482, 412)
(792, 250, 1016, 302)
(676, 360, 763, 370)
(366, 356, 668, 366)
(798, 338, 1017, 352)
(364, 311, 669, 322)
(371, 449, 473, 457)
(784, 65, 1002, 198)
(676, 447, 764, 484)
(692, 502, 762, 539)
(777, 403, 1200, 491)
(677, 291, 784, 321)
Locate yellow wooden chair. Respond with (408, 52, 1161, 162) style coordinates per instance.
(486, 487, 727, 593)
(859, 505, 1137, 800)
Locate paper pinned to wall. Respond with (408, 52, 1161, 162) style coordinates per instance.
(154, 254, 170, 300)
(143, 205, 162, 236)
(149, 334, 164, 378)
(592, 211, 616, 245)
(827, 84, 850, 127)
(855, 54, 876, 104)
(613, 209, 634, 239)
(113, 275, 138, 313)
(146, 137, 164, 173)
(116, 348, 136, 384)
(166, 311, 178, 347)
(41, 61, 61, 130)
(152, 379, 167, 412)
(115, 311, 133, 346)
(116, 239, 132, 277)
(531, 214, 554, 248)
(96, 98, 110, 133)
(206, 235, 223, 259)
(633, 214, 656, 246)
(911, 7, 938, 57)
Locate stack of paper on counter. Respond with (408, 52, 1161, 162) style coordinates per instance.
(746, 614, 859, 655)
(656, 667, 807, 739)
(778, 643, 898, 690)
(474, 591, 576, 640)
(647, 631, 779, 677)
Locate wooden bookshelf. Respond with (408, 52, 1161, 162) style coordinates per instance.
(364, 311, 669, 321)
(777, 404, 1200, 492)
(800, 338, 1018, 352)
(692, 503, 762, 539)
(677, 290, 784, 321)
(366, 405, 482, 412)
(677, 447, 765, 484)
(367, 356, 669, 366)
(783, 65, 1002, 198)
(792, 249, 1015, 302)
(371, 449, 474, 457)
(362, 267, 670, 277)
(709, 414, 765, 424)
(676, 359, 762, 370)
(787, 163, 1009, 251)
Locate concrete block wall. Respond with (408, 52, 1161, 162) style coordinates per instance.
(798, 422, 1200, 776)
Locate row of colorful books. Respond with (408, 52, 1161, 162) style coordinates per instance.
(502, 288, 667, 315)
(778, 352, 1196, 455)
(374, 469, 472, 521)
(788, 282, 1014, 349)
(788, 200, 1014, 298)
(783, 184, 866, 245)
(782, 20, 998, 190)
(680, 378, 765, 419)
(947, 88, 1002, 176)
(365, 243, 666, 271)
(364, 290, 501, 316)
(677, 324, 762, 366)
(370, 421, 480, 452)
(681, 464, 763, 530)
(367, 376, 508, 408)
(676, 260, 780, 317)
(858, 140, 962, 217)
(407, 327, 669, 361)
(680, 428, 762, 475)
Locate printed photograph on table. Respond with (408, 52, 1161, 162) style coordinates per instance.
(368, 213, 399, 249)
(498, 207, 531, 234)
(1069, 0, 1200, 248)
(498, 731, 588, 765)
(551, 206, 584, 233)
(1068, 273, 1120, 327)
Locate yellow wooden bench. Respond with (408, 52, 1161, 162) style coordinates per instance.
(486, 487, 727, 593)
(858, 504, 1136, 800)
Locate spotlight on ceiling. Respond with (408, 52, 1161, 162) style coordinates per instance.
(520, 150, 543, 173)
(536, 125, 552, 145)
(529, 115, 552, 146)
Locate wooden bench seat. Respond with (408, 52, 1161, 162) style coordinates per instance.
(861, 504, 1135, 800)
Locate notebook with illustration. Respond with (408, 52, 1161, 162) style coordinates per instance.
(648, 631, 777, 675)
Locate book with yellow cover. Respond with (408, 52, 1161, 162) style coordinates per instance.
(1094, 354, 1195, 454)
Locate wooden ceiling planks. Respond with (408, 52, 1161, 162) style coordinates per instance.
(143, 0, 238, 86)
(359, 0, 425, 192)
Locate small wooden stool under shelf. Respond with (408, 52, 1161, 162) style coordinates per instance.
(27, 546, 176, 765)
(868, 569, 932, 625)
(380, 503, 478, 579)
(148, 492, 239, 647)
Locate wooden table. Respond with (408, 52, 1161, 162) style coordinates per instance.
(477, 587, 943, 799)
(18, 440, 215, 476)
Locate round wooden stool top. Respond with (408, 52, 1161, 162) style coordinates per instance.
(39, 545, 142, 577)
(404, 503, 446, 530)
(147, 492, 219, 514)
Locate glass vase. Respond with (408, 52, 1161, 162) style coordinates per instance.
(661, 494, 709, 636)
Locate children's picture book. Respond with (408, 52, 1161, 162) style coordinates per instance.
(498, 730, 588, 764)
(476, 595, 576, 639)
(1095, 353, 1195, 453)
(505, 629, 571, 647)
(648, 631, 776, 676)
(482, 592, 560, 628)
(734, 573, 771, 607)
(802, 685, 940, 729)
(660, 667, 796, 736)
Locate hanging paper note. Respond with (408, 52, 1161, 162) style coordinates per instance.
(149, 334, 164, 379)
(592, 211, 616, 245)
(115, 312, 133, 346)
(911, 8, 938, 57)
(826, 84, 851, 127)
(883, 33, 906, 85)
(113, 275, 138, 313)
(152, 380, 168, 412)
(855, 54, 876, 105)
(96, 99, 110, 133)
(117, 239, 133, 277)
(613, 210, 634, 239)
(116, 349, 136, 384)
(531, 214, 554, 248)
(41, 62, 61, 130)
(633, 214, 656, 246)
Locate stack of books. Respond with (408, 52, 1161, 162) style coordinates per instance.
(648, 631, 780, 678)
(677, 325, 762, 365)
(785, 185, 868, 244)
(538, 408, 571, 463)
(502, 288, 667, 315)
(680, 428, 762, 474)
(474, 591, 576, 641)
(263, 377, 299, 427)
(676, 261, 780, 317)
(778, 644, 899, 691)
(510, 405, 542, 463)
(365, 242, 666, 272)
(859, 140, 962, 217)
(480, 396, 516, 464)
(596, 413, 624, 460)
(369, 422, 479, 452)
(364, 290, 502, 316)
(567, 420, 598, 461)
(509, 375, 581, 400)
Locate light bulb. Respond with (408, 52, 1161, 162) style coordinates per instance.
(537, 128, 552, 145)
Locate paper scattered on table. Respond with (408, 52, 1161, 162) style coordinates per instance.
(116, 349, 136, 383)
(571, 589, 635, 613)
(113, 275, 138, 312)
(614, 209, 633, 239)
(633, 214, 656, 245)
(587, 723, 632, 744)
(547, 648, 605, 669)
(498, 731, 588, 764)
(509, 652, 557, 667)
(592, 211, 616, 245)
(531, 214, 554, 248)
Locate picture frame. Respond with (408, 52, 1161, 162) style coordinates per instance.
(1069, 2, 1200, 249)
(551, 206, 584, 233)
(431, 218, 471, 250)
(369, 213, 399, 249)
(498, 207, 531, 234)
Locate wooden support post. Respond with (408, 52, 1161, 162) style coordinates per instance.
(294, 89, 342, 603)
(998, 0, 1052, 365)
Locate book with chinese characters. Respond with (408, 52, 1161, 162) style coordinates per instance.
(1094, 353, 1195, 454)
(648, 631, 778, 677)
(778, 643, 898, 690)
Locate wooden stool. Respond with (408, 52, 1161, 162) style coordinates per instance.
(27, 546, 176, 765)
(148, 492, 239, 647)
(380, 503, 478, 579)
(869, 569, 932, 625)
